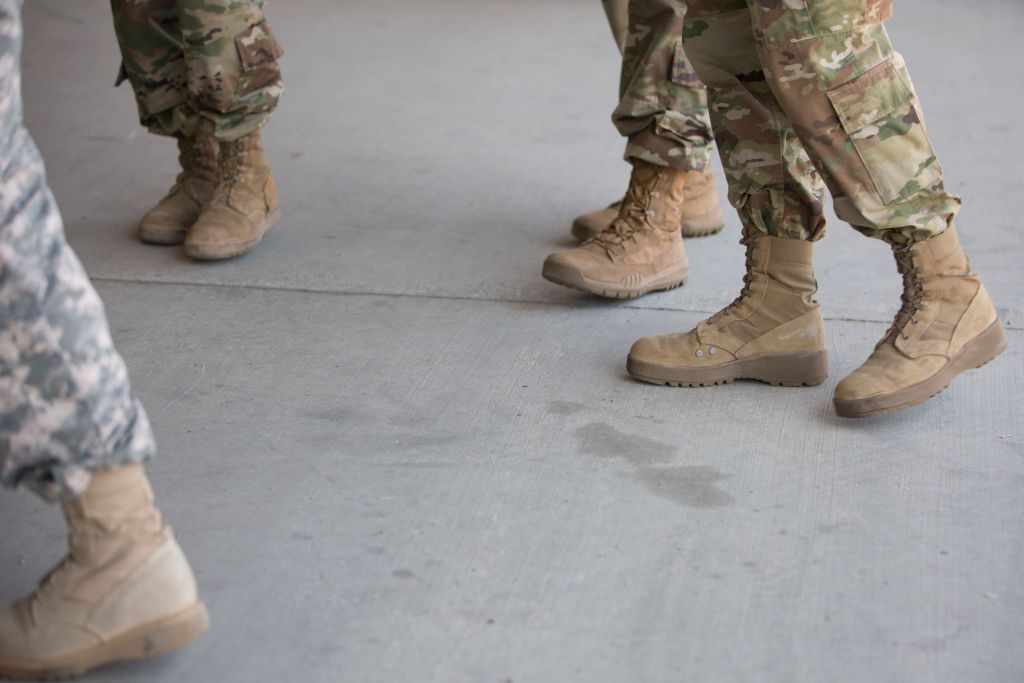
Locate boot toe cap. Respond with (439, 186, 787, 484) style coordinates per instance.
(629, 332, 699, 366)
(542, 250, 608, 285)
(834, 344, 946, 402)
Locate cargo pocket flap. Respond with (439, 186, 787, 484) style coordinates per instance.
(826, 58, 913, 134)
(236, 19, 284, 71)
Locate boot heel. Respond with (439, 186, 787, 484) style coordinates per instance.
(108, 601, 209, 667)
(746, 350, 829, 387)
(955, 318, 1008, 372)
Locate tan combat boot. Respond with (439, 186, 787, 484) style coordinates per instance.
(834, 226, 1006, 418)
(185, 129, 280, 261)
(571, 167, 725, 242)
(628, 230, 828, 386)
(0, 464, 208, 680)
(542, 160, 691, 299)
(139, 135, 219, 245)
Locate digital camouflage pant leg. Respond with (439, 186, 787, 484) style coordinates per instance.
(110, 0, 284, 141)
(0, 0, 155, 502)
(605, 0, 716, 171)
(683, 0, 959, 242)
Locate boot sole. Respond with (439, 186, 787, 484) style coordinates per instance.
(139, 227, 188, 246)
(834, 319, 1008, 419)
(542, 259, 689, 299)
(0, 601, 208, 681)
(185, 206, 281, 261)
(627, 350, 829, 388)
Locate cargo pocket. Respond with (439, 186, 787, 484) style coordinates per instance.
(670, 42, 704, 88)
(235, 19, 284, 102)
(825, 57, 943, 204)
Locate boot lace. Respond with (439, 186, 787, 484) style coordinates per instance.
(884, 244, 925, 341)
(584, 171, 661, 259)
(209, 140, 243, 203)
(218, 140, 243, 187)
(710, 234, 758, 324)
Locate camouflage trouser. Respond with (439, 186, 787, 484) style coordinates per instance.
(602, 0, 630, 52)
(0, 0, 155, 502)
(605, 0, 716, 171)
(683, 0, 959, 242)
(110, 0, 284, 142)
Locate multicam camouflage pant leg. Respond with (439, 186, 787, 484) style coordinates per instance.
(607, 0, 716, 171)
(110, 0, 284, 141)
(602, 0, 630, 53)
(684, 0, 959, 242)
(682, 1, 827, 239)
(0, 0, 155, 502)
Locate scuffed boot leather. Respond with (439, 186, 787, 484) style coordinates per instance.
(185, 130, 280, 261)
(139, 135, 219, 246)
(543, 160, 691, 299)
(628, 230, 828, 387)
(834, 226, 1006, 418)
(0, 464, 208, 680)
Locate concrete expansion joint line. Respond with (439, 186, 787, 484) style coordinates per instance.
(89, 275, 1023, 331)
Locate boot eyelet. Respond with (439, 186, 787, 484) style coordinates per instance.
(709, 347, 718, 356)
(695, 349, 704, 358)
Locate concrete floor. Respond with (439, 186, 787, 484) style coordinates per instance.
(2, 1, 1022, 681)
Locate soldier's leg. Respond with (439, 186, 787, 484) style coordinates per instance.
(110, 0, 221, 246)
(0, 3, 206, 676)
(111, 0, 283, 141)
(110, 0, 283, 259)
(746, 1, 1005, 416)
(545, 0, 724, 299)
(4, 8, 155, 502)
(614, 0, 714, 173)
(629, 0, 1006, 415)
(176, 0, 283, 142)
(110, 0, 188, 138)
(627, 1, 829, 388)
(174, 0, 283, 260)
(684, 2, 829, 241)
(570, 0, 725, 245)
(752, 3, 955, 242)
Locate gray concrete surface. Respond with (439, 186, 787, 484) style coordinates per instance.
(1, 1, 1022, 681)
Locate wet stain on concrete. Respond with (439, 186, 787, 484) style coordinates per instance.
(392, 569, 417, 580)
(573, 423, 733, 509)
(574, 422, 675, 466)
(631, 466, 735, 508)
